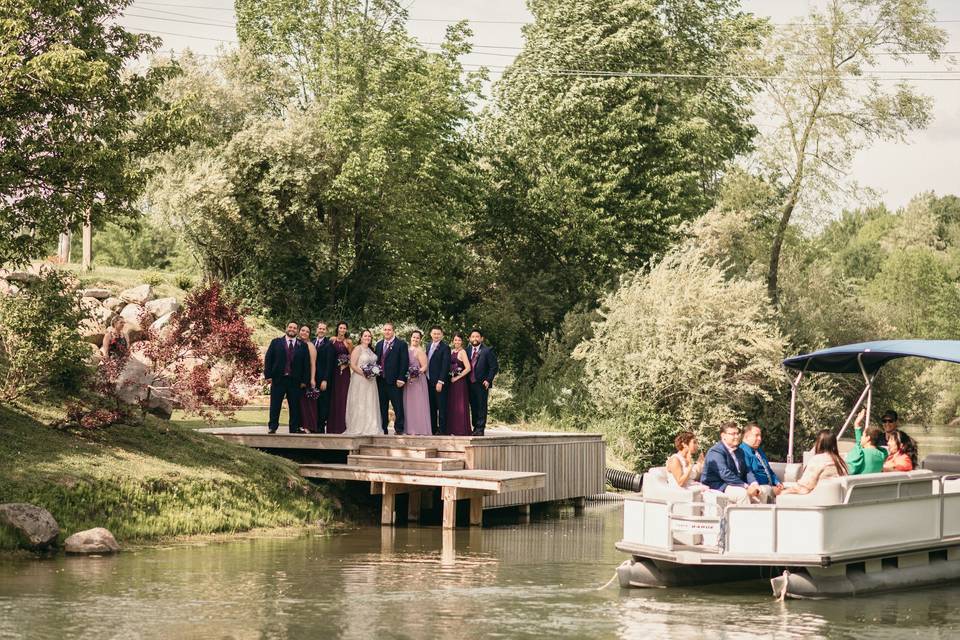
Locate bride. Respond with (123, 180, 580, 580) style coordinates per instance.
(344, 329, 382, 436)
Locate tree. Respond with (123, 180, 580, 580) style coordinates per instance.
(0, 0, 172, 264)
(476, 0, 766, 369)
(145, 6, 483, 324)
(755, 0, 946, 303)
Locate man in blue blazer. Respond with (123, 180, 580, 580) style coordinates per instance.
(425, 325, 451, 435)
(374, 322, 409, 435)
(466, 329, 499, 436)
(263, 321, 311, 434)
(701, 422, 761, 505)
(739, 421, 783, 503)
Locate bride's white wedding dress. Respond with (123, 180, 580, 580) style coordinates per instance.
(344, 346, 382, 436)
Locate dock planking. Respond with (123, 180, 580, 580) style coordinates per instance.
(202, 426, 605, 528)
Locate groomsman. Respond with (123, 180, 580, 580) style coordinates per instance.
(263, 322, 311, 434)
(313, 321, 336, 433)
(425, 325, 451, 435)
(375, 322, 409, 435)
(467, 329, 498, 436)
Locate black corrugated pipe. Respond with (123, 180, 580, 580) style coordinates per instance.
(606, 468, 643, 492)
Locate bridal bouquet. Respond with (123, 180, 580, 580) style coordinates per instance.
(305, 386, 321, 400)
(337, 353, 350, 369)
(450, 361, 463, 378)
(408, 363, 421, 379)
(362, 363, 382, 379)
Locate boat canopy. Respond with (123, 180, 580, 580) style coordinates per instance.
(783, 339, 960, 374)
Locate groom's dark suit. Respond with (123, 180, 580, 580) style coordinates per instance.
(313, 336, 336, 433)
(375, 337, 409, 435)
(425, 339, 451, 434)
(263, 335, 310, 433)
(467, 343, 498, 435)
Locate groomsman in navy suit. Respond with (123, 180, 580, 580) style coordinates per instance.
(425, 325, 451, 435)
(263, 322, 311, 434)
(375, 322, 409, 435)
(467, 329, 499, 436)
(313, 321, 336, 433)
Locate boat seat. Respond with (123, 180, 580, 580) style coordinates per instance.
(768, 461, 803, 483)
(922, 453, 960, 474)
(776, 470, 937, 506)
(641, 467, 704, 503)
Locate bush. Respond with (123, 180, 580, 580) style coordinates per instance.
(598, 406, 680, 473)
(0, 269, 91, 400)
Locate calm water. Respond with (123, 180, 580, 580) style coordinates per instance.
(2, 504, 960, 639)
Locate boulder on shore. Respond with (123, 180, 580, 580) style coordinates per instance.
(5, 271, 38, 285)
(80, 288, 111, 300)
(120, 284, 154, 305)
(64, 527, 120, 555)
(0, 279, 13, 296)
(102, 297, 125, 312)
(145, 297, 179, 318)
(0, 503, 59, 550)
(79, 318, 107, 346)
(116, 351, 174, 420)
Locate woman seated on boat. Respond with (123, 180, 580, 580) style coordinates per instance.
(846, 409, 887, 475)
(666, 431, 705, 489)
(781, 430, 848, 495)
(883, 429, 918, 472)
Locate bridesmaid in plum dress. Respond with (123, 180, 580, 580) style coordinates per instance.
(327, 321, 352, 434)
(402, 330, 432, 435)
(445, 333, 472, 436)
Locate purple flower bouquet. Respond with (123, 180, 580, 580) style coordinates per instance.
(362, 363, 382, 379)
(305, 386, 321, 400)
(450, 361, 463, 378)
(337, 353, 350, 369)
(408, 363, 421, 379)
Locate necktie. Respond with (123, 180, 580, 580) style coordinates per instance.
(756, 450, 772, 481)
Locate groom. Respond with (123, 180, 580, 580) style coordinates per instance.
(375, 323, 409, 435)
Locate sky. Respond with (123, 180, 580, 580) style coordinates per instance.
(120, 0, 960, 211)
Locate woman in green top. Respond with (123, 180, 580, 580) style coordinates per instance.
(846, 412, 888, 475)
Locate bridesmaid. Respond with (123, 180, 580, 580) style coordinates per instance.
(403, 330, 432, 435)
(298, 324, 319, 433)
(327, 321, 352, 434)
(445, 332, 472, 436)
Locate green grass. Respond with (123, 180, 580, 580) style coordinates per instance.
(54, 262, 189, 300)
(0, 403, 342, 550)
(170, 405, 274, 429)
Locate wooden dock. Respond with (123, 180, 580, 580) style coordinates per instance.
(202, 426, 605, 528)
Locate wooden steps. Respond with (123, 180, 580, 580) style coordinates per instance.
(347, 454, 464, 471)
(358, 445, 438, 459)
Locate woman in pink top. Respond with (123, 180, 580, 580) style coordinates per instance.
(783, 430, 848, 495)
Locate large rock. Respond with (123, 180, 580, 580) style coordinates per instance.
(79, 318, 107, 346)
(119, 304, 154, 342)
(0, 279, 12, 296)
(80, 296, 102, 312)
(5, 271, 38, 285)
(102, 297, 125, 312)
(145, 297, 179, 318)
(119, 284, 154, 305)
(116, 351, 174, 419)
(80, 288, 111, 300)
(0, 503, 59, 550)
(150, 312, 174, 333)
(64, 527, 120, 555)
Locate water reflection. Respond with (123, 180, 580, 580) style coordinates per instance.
(2, 504, 960, 639)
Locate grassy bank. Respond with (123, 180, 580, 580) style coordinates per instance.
(0, 403, 342, 550)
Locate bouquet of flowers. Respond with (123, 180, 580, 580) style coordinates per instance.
(408, 363, 421, 379)
(450, 361, 463, 378)
(362, 363, 382, 379)
(337, 353, 350, 369)
(305, 386, 321, 400)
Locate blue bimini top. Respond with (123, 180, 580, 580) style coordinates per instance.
(782, 340, 960, 374)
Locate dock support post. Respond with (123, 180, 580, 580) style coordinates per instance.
(408, 491, 422, 522)
(442, 486, 457, 529)
(469, 495, 483, 527)
(381, 493, 396, 525)
(518, 504, 531, 523)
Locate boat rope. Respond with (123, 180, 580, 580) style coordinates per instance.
(775, 570, 791, 602)
(596, 571, 620, 590)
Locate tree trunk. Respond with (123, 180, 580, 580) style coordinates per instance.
(57, 232, 71, 263)
(81, 219, 92, 271)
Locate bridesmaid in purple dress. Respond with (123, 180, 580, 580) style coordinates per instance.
(297, 325, 319, 432)
(327, 322, 352, 434)
(402, 330, 432, 435)
(445, 333, 472, 436)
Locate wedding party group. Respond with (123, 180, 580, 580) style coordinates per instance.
(263, 321, 499, 437)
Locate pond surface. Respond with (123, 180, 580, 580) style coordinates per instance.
(2, 503, 960, 639)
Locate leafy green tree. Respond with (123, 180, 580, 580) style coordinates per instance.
(476, 0, 766, 369)
(755, 0, 946, 303)
(0, 0, 172, 264)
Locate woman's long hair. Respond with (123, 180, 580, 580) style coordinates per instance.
(814, 430, 848, 476)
